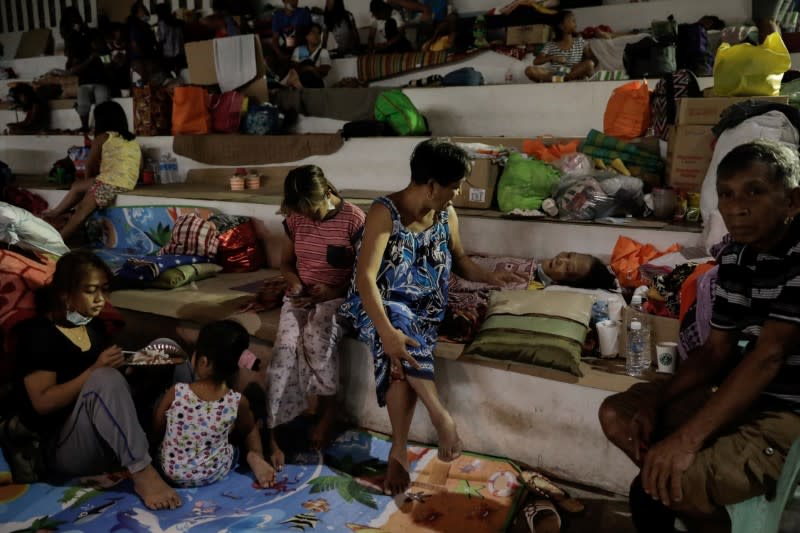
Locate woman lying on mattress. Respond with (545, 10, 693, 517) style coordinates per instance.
(440, 252, 618, 343)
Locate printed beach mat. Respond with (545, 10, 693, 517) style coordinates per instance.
(0, 430, 523, 532)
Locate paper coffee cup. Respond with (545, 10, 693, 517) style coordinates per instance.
(656, 342, 678, 373)
(597, 319, 620, 358)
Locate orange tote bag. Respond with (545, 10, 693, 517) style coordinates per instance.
(171, 86, 211, 135)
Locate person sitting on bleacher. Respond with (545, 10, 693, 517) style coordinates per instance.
(289, 23, 332, 88)
(525, 10, 608, 83)
(599, 140, 800, 532)
(368, 0, 413, 54)
(324, 0, 361, 56)
(127, 2, 161, 84)
(43, 102, 142, 240)
(271, 0, 312, 63)
(62, 7, 110, 132)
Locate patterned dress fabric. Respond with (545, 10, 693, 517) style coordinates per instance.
(159, 383, 241, 487)
(267, 297, 346, 428)
(340, 196, 451, 406)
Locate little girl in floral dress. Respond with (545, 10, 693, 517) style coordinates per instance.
(154, 320, 275, 488)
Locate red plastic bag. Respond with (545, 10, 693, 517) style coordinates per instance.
(610, 236, 679, 288)
(603, 80, 651, 141)
(210, 91, 245, 133)
(217, 219, 266, 272)
(172, 86, 210, 135)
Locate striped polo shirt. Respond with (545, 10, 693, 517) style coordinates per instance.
(541, 36, 586, 69)
(711, 218, 800, 409)
(284, 201, 366, 287)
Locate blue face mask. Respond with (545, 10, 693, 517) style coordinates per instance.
(66, 309, 93, 327)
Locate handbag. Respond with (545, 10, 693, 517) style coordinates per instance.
(209, 91, 246, 133)
(171, 86, 211, 135)
(243, 103, 283, 135)
(133, 83, 172, 136)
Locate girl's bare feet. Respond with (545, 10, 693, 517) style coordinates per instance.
(434, 414, 462, 462)
(269, 432, 285, 472)
(247, 451, 276, 488)
(131, 465, 181, 510)
(383, 445, 410, 496)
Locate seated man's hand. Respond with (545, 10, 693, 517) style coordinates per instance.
(642, 430, 701, 507)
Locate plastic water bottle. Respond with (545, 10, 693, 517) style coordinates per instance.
(626, 320, 645, 376)
(159, 154, 171, 184)
(167, 153, 179, 183)
(159, 153, 179, 183)
(505, 67, 513, 84)
(629, 294, 652, 371)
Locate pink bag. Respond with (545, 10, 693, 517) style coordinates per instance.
(210, 91, 245, 133)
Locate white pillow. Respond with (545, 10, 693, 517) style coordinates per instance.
(0, 202, 69, 256)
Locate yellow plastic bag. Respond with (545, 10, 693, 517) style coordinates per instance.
(713, 32, 790, 97)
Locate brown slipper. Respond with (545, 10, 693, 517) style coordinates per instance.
(520, 471, 585, 514)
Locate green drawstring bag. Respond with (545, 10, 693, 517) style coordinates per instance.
(374, 90, 428, 136)
(496, 153, 561, 212)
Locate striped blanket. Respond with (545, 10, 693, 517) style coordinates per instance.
(580, 129, 665, 173)
(357, 51, 450, 82)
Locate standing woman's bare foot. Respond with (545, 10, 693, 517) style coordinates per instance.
(269, 432, 285, 472)
(131, 465, 181, 510)
(435, 413, 463, 462)
(384, 445, 410, 496)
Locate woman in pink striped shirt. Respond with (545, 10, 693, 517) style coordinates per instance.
(266, 165, 366, 470)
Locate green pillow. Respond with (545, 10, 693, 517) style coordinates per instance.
(147, 263, 223, 289)
(463, 290, 595, 377)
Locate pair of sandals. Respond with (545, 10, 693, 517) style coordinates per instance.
(520, 470, 584, 533)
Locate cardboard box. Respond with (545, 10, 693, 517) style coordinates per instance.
(506, 24, 552, 45)
(185, 35, 269, 104)
(620, 308, 680, 367)
(453, 159, 500, 209)
(15, 29, 54, 59)
(676, 96, 790, 126)
(667, 125, 715, 192)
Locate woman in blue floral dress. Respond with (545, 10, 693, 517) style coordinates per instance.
(340, 139, 524, 495)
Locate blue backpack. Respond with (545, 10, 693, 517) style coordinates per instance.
(441, 67, 485, 87)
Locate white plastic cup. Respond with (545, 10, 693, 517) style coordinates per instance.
(597, 319, 621, 358)
(656, 342, 678, 373)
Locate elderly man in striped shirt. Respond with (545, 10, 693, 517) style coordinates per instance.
(599, 140, 800, 532)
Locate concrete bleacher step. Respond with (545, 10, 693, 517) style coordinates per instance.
(0, 75, 715, 137)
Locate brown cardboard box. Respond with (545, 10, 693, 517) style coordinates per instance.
(15, 29, 54, 59)
(453, 159, 499, 209)
(185, 35, 269, 103)
(676, 96, 789, 126)
(506, 25, 552, 45)
(667, 125, 715, 192)
(620, 308, 680, 367)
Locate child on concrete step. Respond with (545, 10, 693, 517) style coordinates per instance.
(154, 320, 275, 488)
(266, 165, 366, 471)
(42, 101, 142, 240)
